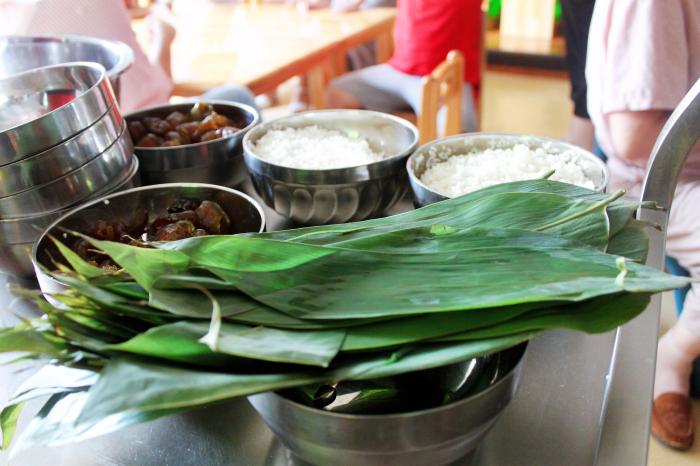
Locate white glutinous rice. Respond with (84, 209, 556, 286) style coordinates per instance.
(253, 125, 386, 169)
(419, 143, 597, 197)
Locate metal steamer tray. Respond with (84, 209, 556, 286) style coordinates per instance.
(1, 80, 700, 466)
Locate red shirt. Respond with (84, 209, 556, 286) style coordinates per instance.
(389, 0, 482, 86)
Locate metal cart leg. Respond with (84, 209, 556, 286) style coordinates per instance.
(596, 78, 700, 466)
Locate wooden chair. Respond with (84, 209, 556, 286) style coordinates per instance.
(417, 50, 465, 145)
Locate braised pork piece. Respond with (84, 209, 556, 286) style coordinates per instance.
(72, 199, 230, 269)
(128, 103, 240, 148)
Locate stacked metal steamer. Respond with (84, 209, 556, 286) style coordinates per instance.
(0, 49, 136, 277)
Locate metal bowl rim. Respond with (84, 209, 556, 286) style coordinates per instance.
(0, 101, 121, 171)
(242, 109, 420, 175)
(1, 34, 134, 80)
(406, 132, 610, 198)
(0, 124, 129, 200)
(124, 100, 261, 151)
(0, 61, 108, 134)
(258, 342, 527, 421)
(31, 182, 267, 266)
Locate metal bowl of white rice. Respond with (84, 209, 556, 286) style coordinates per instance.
(243, 110, 419, 225)
(407, 133, 608, 207)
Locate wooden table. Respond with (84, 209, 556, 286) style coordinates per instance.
(161, 1, 396, 108)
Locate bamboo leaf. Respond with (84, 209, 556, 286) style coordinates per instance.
(607, 219, 650, 262)
(110, 321, 346, 368)
(186, 234, 685, 320)
(436, 294, 651, 341)
(0, 366, 97, 450)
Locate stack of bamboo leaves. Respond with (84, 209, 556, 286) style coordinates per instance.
(0, 179, 689, 453)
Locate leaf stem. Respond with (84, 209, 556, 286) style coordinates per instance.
(535, 189, 626, 232)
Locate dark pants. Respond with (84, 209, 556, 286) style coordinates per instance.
(560, 0, 596, 119)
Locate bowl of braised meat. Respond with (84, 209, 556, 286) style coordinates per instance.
(32, 183, 265, 296)
(125, 101, 259, 186)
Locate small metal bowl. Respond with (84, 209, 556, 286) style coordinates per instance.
(0, 158, 140, 278)
(0, 127, 133, 218)
(0, 34, 133, 102)
(33, 183, 266, 295)
(243, 110, 419, 225)
(0, 104, 125, 196)
(125, 101, 259, 186)
(407, 133, 609, 207)
(0, 62, 117, 163)
(249, 344, 527, 466)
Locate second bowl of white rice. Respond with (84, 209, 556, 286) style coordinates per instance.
(407, 133, 608, 207)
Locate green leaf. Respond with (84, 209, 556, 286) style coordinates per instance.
(76, 357, 325, 426)
(0, 324, 67, 357)
(607, 219, 650, 262)
(106, 321, 229, 367)
(260, 180, 634, 247)
(74, 333, 532, 433)
(342, 303, 539, 351)
(0, 403, 23, 450)
(189, 233, 685, 320)
(10, 391, 184, 454)
(0, 366, 97, 450)
(110, 321, 346, 368)
(436, 294, 651, 341)
(49, 235, 106, 278)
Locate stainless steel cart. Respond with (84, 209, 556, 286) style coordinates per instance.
(1, 80, 699, 466)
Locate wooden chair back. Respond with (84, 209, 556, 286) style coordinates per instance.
(417, 50, 465, 145)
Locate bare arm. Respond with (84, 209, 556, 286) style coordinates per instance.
(145, 6, 176, 79)
(607, 110, 671, 164)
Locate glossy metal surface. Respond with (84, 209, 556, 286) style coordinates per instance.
(33, 183, 266, 296)
(0, 104, 124, 196)
(0, 158, 140, 277)
(407, 133, 609, 207)
(243, 109, 419, 225)
(596, 78, 700, 466)
(249, 345, 526, 466)
(0, 128, 133, 218)
(0, 62, 117, 163)
(0, 34, 133, 101)
(126, 101, 259, 186)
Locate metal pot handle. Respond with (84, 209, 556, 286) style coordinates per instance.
(595, 78, 700, 466)
(640, 77, 700, 215)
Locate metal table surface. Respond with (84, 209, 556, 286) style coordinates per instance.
(4, 78, 700, 466)
(0, 183, 634, 466)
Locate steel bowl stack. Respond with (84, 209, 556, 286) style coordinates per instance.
(0, 34, 133, 103)
(0, 62, 137, 278)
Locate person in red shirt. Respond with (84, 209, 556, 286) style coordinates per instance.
(327, 0, 482, 131)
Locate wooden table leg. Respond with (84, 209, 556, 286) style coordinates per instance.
(375, 29, 393, 64)
(307, 64, 326, 109)
(333, 48, 348, 77)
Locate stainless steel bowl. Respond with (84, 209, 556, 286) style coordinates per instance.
(0, 62, 117, 163)
(249, 344, 527, 466)
(0, 127, 133, 218)
(0, 35, 133, 102)
(0, 157, 140, 277)
(33, 183, 265, 295)
(407, 133, 609, 208)
(125, 101, 259, 186)
(243, 110, 419, 225)
(0, 104, 125, 196)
